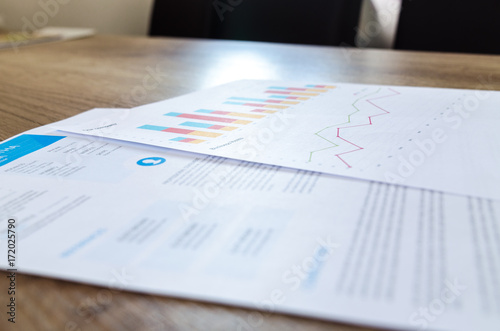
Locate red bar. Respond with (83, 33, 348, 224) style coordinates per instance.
(244, 103, 265, 107)
(287, 87, 307, 91)
(212, 110, 229, 115)
(315, 85, 325, 88)
(209, 125, 225, 130)
(181, 138, 196, 143)
(265, 90, 290, 94)
(251, 109, 266, 113)
(162, 127, 193, 134)
(265, 99, 281, 103)
(177, 113, 235, 123)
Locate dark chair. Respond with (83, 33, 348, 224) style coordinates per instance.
(395, 0, 500, 54)
(149, 0, 363, 46)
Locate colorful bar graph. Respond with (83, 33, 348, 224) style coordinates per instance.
(195, 109, 265, 119)
(165, 112, 251, 125)
(228, 97, 299, 105)
(136, 83, 337, 147)
(264, 90, 319, 96)
(138, 125, 222, 138)
(223, 101, 288, 109)
(180, 122, 237, 131)
(170, 137, 205, 144)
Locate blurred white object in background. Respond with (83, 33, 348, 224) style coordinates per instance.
(357, 0, 402, 48)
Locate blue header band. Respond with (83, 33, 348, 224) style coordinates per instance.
(0, 134, 66, 167)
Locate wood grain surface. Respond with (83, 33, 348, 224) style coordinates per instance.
(1, 35, 500, 331)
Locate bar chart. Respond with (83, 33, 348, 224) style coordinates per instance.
(137, 83, 336, 145)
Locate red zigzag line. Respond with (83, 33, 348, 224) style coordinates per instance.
(335, 88, 401, 168)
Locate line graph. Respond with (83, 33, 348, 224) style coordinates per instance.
(308, 88, 401, 167)
(55, 80, 500, 200)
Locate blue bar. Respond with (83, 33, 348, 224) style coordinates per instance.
(195, 109, 214, 113)
(269, 95, 289, 99)
(223, 101, 244, 105)
(268, 86, 287, 90)
(138, 125, 166, 131)
(0, 134, 66, 167)
(180, 121, 212, 128)
(165, 112, 181, 117)
(170, 137, 185, 141)
(305, 84, 316, 88)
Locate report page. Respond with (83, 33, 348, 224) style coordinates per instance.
(1, 124, 498, 331)
(54, 80, 500, 200)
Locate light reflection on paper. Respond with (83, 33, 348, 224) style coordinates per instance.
(201, 51, 279, 88)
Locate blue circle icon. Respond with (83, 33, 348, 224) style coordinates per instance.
(137, 157, 166, 166)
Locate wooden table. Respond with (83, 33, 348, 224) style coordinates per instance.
(1, 35, 500, 331)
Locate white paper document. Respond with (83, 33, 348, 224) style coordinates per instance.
(1, 122, 499, 331)
(53, 80, 500, 200)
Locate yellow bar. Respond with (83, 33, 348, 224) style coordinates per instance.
(291, 92, 319, 96)
(281, 101, 300, 105)
(220, 126, 237, 131)
(234, 119, 251, 125)
(298, 97, 309, 100)
(263, 110, 277, 114)
(189, 131, 222, 138)
(188, 139, 205, 144)
(325, 85, 336, 89)
(264, 104, 288, 109)
(228, 112, 265, 119)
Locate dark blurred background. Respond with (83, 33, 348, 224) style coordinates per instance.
(2, 0, 500, 54)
